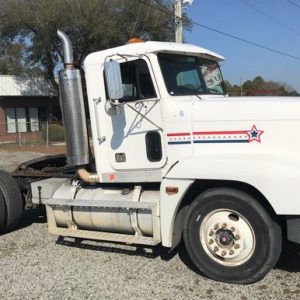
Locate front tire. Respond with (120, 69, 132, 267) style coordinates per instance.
(183, 188, 282, 284)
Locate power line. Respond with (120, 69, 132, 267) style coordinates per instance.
(286, 0, 300, 9)
(191, 20, 300, 61)
(239, 0, 300, 37)
(139, 0, 300, 62)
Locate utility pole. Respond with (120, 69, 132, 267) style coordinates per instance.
(175, 0, 183, 43)
(240, 75, 243, 96)
(175, 0, 194, 43)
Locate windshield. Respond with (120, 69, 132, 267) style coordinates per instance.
(158, 53, 225, 96)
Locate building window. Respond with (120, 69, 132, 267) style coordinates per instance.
(5, 107, 46, 133)
(6, 108, 17, 133)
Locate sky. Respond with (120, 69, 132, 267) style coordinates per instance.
(183, 0, 300, 92)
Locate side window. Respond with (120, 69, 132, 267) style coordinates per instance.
(120, 59, 156, 102)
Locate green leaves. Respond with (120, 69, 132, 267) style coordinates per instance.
(0, 0, 190, 86)
(225, 76, 299, 96)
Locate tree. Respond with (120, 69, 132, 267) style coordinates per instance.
(226, 76, 299, 97)
(0, 41, 24, 75)
(0, 0, 192, 88)
(243, 76, 299, 96)
(224, 80, 242, 96)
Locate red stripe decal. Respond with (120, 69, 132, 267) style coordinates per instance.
(193, 130, 248, 135)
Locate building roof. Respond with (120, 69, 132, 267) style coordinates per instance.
(0, 75, 57, 97)
(84, 41, 225, 67)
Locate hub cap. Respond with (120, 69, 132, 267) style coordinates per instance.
(200, 209, 255, 266)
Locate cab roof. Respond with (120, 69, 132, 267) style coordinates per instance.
(84, 41, 224, 67)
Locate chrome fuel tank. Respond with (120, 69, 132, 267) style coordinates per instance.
(51, 183, 159, 236)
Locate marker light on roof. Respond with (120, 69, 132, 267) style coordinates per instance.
(127, 38, 144, 44)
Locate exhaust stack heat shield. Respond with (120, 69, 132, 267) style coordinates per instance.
(58, 68, 89, 166)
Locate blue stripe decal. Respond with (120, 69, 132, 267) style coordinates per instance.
(168, 141, 191, 145)
(168, 140, 250, 145)
(193, 140, 249, 144)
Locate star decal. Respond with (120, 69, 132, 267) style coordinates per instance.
(246, 125, 264, 143)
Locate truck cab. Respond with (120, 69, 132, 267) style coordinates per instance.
(83, 40, 226, 182)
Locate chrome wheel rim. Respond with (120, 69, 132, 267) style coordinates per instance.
(200, 209, 255, 266)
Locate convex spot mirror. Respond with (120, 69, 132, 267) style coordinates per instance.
(104, 60, 124, 103)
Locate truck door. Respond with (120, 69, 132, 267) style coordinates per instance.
(106, 57, 166, 171)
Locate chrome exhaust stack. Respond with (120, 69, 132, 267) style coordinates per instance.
(57, 30, 74, 66)
(57, 29, 99, 182)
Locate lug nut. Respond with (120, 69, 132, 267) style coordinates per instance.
(222, 223, 227, 228)
(214, 224, 219, 230)
(221, 251, 227, 257)
(235, 234, 240, 240)
(209, 230, 214, 237)
(229, 250, 234, 255)
(234, 244, 240, 249)
(209, 239, 214, 245)
(213, 246, 219, 252)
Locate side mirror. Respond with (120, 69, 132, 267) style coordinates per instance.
(104, 60, 124, 103)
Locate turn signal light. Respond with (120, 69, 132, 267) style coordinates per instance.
(166, 187, 179, 195)
(127, 38, 144, 44)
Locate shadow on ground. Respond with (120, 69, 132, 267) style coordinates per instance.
(55, 235, 179, 260)
(3, 207, 47, 235)
(56, 235, 203, 275)
(276, 239, 300, 272)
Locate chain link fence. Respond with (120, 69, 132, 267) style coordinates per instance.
(0, 121, 65, 147)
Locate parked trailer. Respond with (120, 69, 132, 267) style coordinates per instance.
(2, 30, 300, 284)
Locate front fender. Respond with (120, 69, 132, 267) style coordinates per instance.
(165, 153, 300, 215)
(160, 178, 193, 247)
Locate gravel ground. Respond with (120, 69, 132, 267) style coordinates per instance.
(0, 151, 300, 299)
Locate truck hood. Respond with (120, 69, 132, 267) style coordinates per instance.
(192, 96, 300, 121)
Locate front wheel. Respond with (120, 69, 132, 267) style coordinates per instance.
(183, 188, 282, 284)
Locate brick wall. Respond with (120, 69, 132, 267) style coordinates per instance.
(0, 96, 60, 143)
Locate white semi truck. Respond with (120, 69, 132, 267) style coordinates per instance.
(1, 30, 299, 284)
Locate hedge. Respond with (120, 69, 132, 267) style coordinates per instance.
(42, 124, 65, 142)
